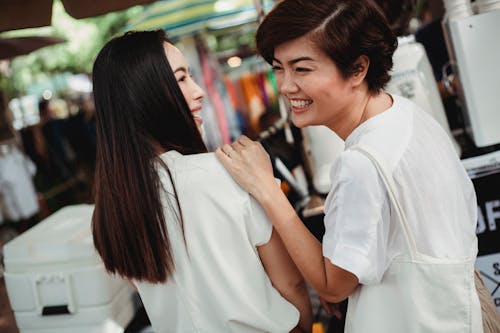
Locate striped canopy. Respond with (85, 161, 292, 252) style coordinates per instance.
(125, 0, 274, 38)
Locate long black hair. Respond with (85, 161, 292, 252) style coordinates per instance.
(92, 30, 207, 283)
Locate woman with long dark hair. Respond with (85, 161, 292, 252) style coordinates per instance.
(91, 30, 312, 333)
(217, 0, 482, 332)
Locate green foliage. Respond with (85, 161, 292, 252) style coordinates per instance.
(0, 0, 144, 97)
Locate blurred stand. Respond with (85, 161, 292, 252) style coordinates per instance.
(0, 91, 39, 248)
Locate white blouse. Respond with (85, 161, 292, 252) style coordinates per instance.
(135, 151, 299, 333)
(322, 95, 478, 285)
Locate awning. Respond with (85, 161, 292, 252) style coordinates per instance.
(0, 0, 156, 31)
(0, 36, 66, 60)
(125, 0, 274, 38)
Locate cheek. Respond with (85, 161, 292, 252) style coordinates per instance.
(274, 73, 284, 90)
(313, 89, 334, 106)
(311, 77, 344, 100)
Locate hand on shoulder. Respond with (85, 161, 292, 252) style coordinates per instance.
(216, 135, 279, 201)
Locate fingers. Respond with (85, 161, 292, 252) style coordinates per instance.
(319, 297, 333, 315)
(331, 305, 343, 320)
(231, 135, 253, 153)
(215, 147, 228, 159)
(319, 298, 343, 319)
(217, 136, 264, 161)
(233, 135, 267, 154)
(237, 135, 252, 146)
(231, 140, 244, 152)
(219, 144, 236, 158)
(215, 148, 234, 172)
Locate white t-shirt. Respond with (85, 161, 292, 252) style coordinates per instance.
(322, 94, 478, 285)
(134, 151, 299, 333)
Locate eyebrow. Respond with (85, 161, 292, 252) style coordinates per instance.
(272, 56, 315, 65)
(173, 66, 188, 74)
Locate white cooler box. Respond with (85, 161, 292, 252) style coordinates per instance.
(3, 204, 137, 333)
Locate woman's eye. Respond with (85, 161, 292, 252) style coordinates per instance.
(295, 67, 311, 73)
(177, 76, 186, 82)
(271, 65, 283, 72)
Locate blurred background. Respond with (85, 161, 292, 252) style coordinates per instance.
(1, 0, 499, 332)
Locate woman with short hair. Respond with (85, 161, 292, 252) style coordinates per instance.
(217, 1, 482, 331)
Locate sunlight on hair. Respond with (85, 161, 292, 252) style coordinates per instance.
(317, 2, 347, 32)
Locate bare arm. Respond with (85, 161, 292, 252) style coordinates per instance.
(258, 228, 312, 333)
(257, 184, 358, 302)
(216, 136, 358, 303)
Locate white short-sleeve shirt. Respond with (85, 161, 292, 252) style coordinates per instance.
(322, 95, 478, 285)
(135, 151, 299, 333)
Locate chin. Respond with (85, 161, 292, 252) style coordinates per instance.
(291, 114, 312, 128)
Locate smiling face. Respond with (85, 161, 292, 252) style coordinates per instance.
(272, 35, 357, 130)
(164, 42, 205, 133)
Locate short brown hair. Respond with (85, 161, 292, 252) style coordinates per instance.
(256, 0, 397, 93)
(373, 0, 416, 36)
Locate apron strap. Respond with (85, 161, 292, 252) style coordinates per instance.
(350, 145, 418, 258)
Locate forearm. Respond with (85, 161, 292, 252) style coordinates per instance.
(258, 228, 313, 332)
(215, 138, 355, 300)
(256, 185, 328, 293)
(280, 279, 312, 333)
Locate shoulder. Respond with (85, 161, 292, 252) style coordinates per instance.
(160, 151, 227, 176)
(330, 150, 382, 192)
(159, 150, 247, 196)
(354, 94, 416, 167)
(387, 94, 418, 119)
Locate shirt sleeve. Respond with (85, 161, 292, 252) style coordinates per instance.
(245, 178, 282, 246)
(246, 196, 273, 246)
(322, 151, 389, 285)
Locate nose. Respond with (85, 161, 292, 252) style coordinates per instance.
(279, 72, 298, 95)
(192, 80, 205, 101)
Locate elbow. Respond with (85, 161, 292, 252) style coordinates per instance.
(279, 275, 309, 298)
(319, 292, 348, 304)
(316, 284, 353, 303)
(294, 277, 309, 296)
(287, 275, 308, 295)
(315, 266, 359, 303)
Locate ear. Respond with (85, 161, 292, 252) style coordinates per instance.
(350, 55, 370, 87)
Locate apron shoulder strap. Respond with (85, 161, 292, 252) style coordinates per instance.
(350, 144, 418, 257)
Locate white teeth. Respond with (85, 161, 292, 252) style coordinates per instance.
(290, 100, 312, 108)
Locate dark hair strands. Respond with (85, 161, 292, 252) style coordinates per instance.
(256, 0, 397, 93)
(92, 30, 206, 283)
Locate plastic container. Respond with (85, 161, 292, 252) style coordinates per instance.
(3, 204, 136, 333)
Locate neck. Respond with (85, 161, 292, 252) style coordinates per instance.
(328, 91, 392, 141)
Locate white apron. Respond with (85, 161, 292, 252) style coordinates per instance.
(345, 145, 483, 333)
